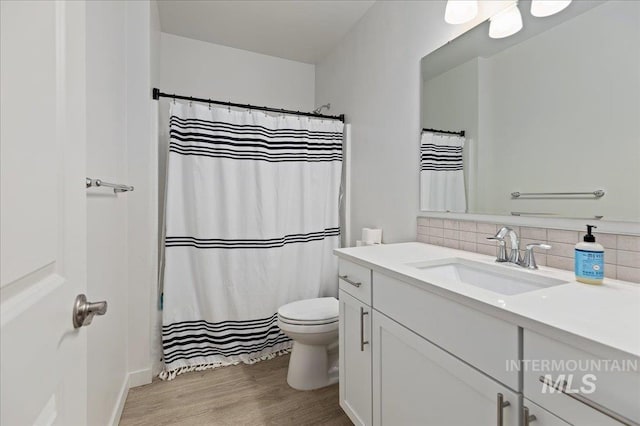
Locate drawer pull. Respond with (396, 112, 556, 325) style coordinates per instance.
(360, 307, 369, 351)
(339, 275, 362, 288)
(523, 406, 537, 426)
(538, 376, 640, 426)
(497, 393, 511, 426)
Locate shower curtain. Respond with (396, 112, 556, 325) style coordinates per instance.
(160, 102, 343, 379)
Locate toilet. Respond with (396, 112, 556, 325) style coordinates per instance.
(277, 297, 339, 390)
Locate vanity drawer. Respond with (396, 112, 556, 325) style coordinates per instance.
(339, 259, 372, 305)
(523, 330, 640, 425)
(373, 272, 519, 390)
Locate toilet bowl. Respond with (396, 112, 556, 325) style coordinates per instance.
(277, 297, 339, 391)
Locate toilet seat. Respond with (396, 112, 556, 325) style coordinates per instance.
(277, 318, 338, 334)
(277, 297, 338, 325)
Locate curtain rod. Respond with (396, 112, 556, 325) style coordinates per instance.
(422, 128, 465, 137)
(152, 88, 345, 122)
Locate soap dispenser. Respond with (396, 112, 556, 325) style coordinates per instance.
(575, 225, 604, 285)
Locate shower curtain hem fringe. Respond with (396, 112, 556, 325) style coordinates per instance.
(158, 347, 292, 381)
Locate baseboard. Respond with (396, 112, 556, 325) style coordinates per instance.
(128, 367, 153, 388)
(109, 374, 130, 426)
(108, 368, 153, 426)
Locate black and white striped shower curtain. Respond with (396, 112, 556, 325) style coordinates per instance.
(160, 103, 343, 379)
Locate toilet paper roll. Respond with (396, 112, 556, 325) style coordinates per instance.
(362, 228, 382, 245)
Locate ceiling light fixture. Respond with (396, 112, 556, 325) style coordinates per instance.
(489, 2, 523, 39)
(530, 0, 572, 18)
(444, 0, 479, 25)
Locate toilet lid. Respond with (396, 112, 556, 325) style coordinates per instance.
(278, 297, 338, 323)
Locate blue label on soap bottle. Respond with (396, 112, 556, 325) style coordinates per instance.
(575, 249, 604, 280)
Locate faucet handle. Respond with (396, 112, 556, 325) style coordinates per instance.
(525, 243, 552, 251)
(521, 243, 552, 269)
(487, 237, 509, 263)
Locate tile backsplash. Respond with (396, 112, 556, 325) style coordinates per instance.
(417, 217, 640, 284)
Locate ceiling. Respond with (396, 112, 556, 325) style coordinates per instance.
(157, 0, 376, 64)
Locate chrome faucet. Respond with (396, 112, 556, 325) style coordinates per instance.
(488, 227, 521, 264)
(487, 227, 551, 269)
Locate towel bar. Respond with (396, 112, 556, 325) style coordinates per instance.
(511, 190, 604, 199)
(86, 177, 134, 193)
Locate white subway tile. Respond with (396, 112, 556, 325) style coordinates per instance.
(459, 231, 476, 243)
(429, 236, 445, 246)
(428, 227, 444, 238)
(417, 225, 429, 235)
(443, 229, 459, 240)
(604, 264, 617, 280)
(476, 243, 497, 256)
(617, 250, 640, 268)
(535, 254, 547, 267)
(617, 235, 640, 252)
(459, 221, 476, 232)
(547, 229, 579, 244)
(477, 222, 497, 234)
(547, 242, 574, 258)
(547, 255, 573, 271)
(443, 219, 459, 230)
(443, 239, 460, 249)
(520, 227, 547, 241)
(460, 241, 476, 252)
(617, 266, 640, 284)
(429, 218, 444, 228)
(476, 233, 495, 244)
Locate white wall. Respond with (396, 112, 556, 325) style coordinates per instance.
(315, 1, 507, 245)
(159, 33, 315, 110)
(86, 2, 129, 424)
(86, 1, 157, 424)
(154, 32, 316, 374)
(125, 0, 158, 389)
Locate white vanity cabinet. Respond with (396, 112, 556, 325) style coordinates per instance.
(338, 260, 373, 426)
(523, 330, 640, 426)
(372, 310, 519, 425)
(523, 399, 570, 426)
(336, 252, 639, 426)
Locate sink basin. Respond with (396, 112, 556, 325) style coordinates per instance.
(406, 258, 569, 296)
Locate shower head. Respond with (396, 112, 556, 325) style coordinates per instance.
(312, 103, 331, 114)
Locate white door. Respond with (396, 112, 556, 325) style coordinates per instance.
(372, 311, 519, 426)
(338, 290, 372, 426)
(1, 1, 89, 425)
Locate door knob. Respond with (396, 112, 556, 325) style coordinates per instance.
(73, 294, 107, 328)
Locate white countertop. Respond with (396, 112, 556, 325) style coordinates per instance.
(334, 242, 640, 359)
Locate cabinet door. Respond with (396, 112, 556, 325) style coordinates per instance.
(339, 289, 372, 426)
(372, 311, 519, 426)
(524, 399, 570, 426)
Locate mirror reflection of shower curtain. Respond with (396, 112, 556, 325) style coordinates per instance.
(160, 102, 343, 379)
(420, 131, 467, 212)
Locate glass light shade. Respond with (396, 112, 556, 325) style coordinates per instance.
(489, 4, 523, 39)
(531, 0, 572, 17)
(445, 0, 479, 25)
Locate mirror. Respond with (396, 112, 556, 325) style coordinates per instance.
(420, 0, 639, 222)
